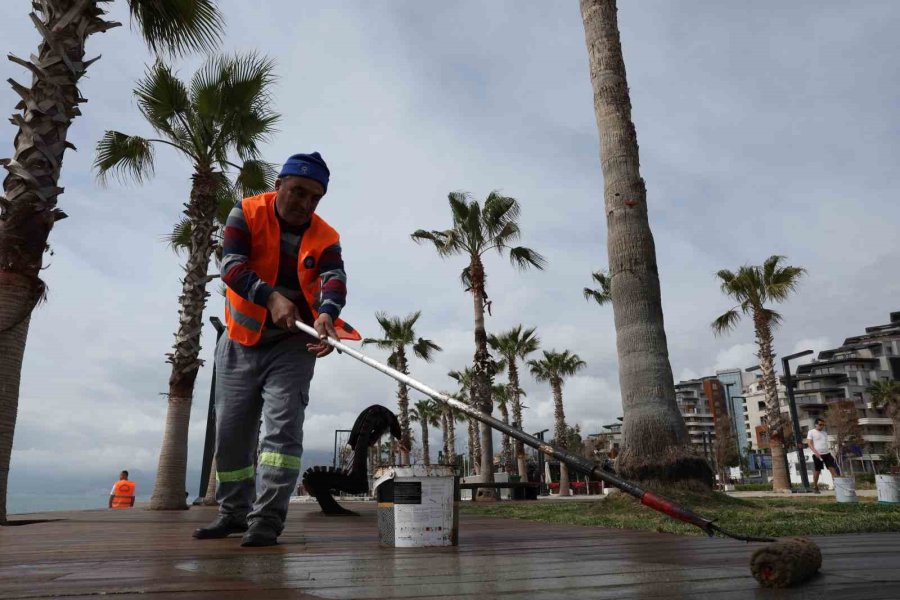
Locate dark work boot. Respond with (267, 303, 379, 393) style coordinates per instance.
(192, 514, 248, 539)
(240, 520, 279, 547)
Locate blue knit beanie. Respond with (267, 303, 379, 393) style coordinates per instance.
(279, 152, 330, 192)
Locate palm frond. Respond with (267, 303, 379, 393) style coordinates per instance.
(584, 269, 612, 305)
(234, 159, 276, 197)
(94, 131, 155, 184)
(711, 308, 742, 335)
(134, 61, 191, 137)
(128, 0, 224, 56)
(413, 338, 442, 362)
(760, 307, 783, 328)
(508, 246, 547, 270)
(163, 216, 192, 253)
(482, 192, 520, 236)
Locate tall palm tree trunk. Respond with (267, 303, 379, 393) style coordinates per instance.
(552, 381, 570, 496)
(150, 169, 219, 510)
(580, 0, 709, 487)
(753, 310, 790, 491)
(440, 412, 449, 459)
(0, 277, 31, 524)
(395, 350, 411, 465)
(447, 411, 457, 467)
(470, 259, 495, 496)
(201, 457, 218, 505)
(498, 401, 512, 473)
(0, 4, 119, 524)
(467, 418, 480, 475)
(508, 363, 528, 479)
(420, 422, 430, 466)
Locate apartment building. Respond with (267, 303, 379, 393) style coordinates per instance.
(791, 311, 899, 470)
(674, 378, 718, 456)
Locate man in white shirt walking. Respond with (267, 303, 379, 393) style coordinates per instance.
(806, 417, 840, 493)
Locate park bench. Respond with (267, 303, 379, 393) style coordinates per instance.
(459, 481, 541, 500)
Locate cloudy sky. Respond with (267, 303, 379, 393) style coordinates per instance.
(3, 1, 898, 512)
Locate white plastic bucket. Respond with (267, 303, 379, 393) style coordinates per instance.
(833, 477, 857, 503)
(373, 465, 458, 547)
(876, 475, 899, 503)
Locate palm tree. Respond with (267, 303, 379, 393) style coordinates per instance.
(584, 269, 612, 306)
(413, 191, 545, 493)
(0, 0, 223, 525)
(488, 325, 540, 479)
(711, 255, 806, 491)
(410, 398, 441, 466)
(578, 0, 709, 487)
(868, 379, 900, 462)
(362, 311, 441, 464)
(529, 350, 586, 496)
(94, 55, 279, 509)
(491, 383, 515, 474)
(449, 367, 481, 475)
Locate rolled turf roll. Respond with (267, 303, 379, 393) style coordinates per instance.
(750, 537, 822, 588)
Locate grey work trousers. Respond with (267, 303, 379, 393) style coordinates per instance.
(213, 333, 316, 533)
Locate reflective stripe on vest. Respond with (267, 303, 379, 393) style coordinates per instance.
(112, 480, 135, 508)
(224, 192, 362, 346)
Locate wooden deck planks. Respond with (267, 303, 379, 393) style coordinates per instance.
(1, 502, 898, 599)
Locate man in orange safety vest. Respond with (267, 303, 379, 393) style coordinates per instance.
(109, 470, 136, 509)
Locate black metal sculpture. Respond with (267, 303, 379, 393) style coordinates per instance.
(301, 404, 401, 515)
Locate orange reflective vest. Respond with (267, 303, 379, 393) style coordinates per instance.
(224, 192, 361, 346)
(111, 480, 135, 508)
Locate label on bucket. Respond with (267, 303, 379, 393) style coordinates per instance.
(394, 482, 422, 504)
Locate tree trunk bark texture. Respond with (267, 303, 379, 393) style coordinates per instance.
(507, 362, 528, 479)
(753, 309, 791, 491)
(498, 401, 512, 473)
(421, 422, 430, 466)
(579, 0, 710, 488)
(201, 457, 218, 505)
(470, 258, 495, 498)
(0, 2, 119, 524)
(552, 380, 570, 496)
(150, 169, 220, 510)
(395, 349, 411, 465)
(0, 275, 32, 523)
(447, 411, 456, 466)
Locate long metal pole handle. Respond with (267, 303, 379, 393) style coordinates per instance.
(300, 321, 723, 535)
(297, 321, 641, 494)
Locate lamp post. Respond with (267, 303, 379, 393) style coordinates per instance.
(783, 350, 814, 493)
(533, 429, 549, 495)
(196, 316, 225, 503)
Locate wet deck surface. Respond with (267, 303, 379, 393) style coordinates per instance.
(2, 501, 899, 599)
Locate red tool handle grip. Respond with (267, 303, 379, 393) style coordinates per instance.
(641, 491, 715, 534)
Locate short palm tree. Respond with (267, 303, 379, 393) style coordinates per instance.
(362, 311, 441, 464)
(94, 55, 279, 510)
(488, 325, 540, 479)
(711, 255, 805, 492)
(491, 383, 515, 474)
(584, 269, 612, 306)
(413, 191, 546, 491)
(867, 379, 900, 462)
(410, 399, 441, 466)
(0, 0, 223, 525)
(449, 367, 481, 475)
(529, 350, 586, 496)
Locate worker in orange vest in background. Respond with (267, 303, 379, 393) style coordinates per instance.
(109, 470, 136, 509)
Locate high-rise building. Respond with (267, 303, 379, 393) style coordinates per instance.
(716, 368, 754, 455)
(674, 378, 718, 458)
